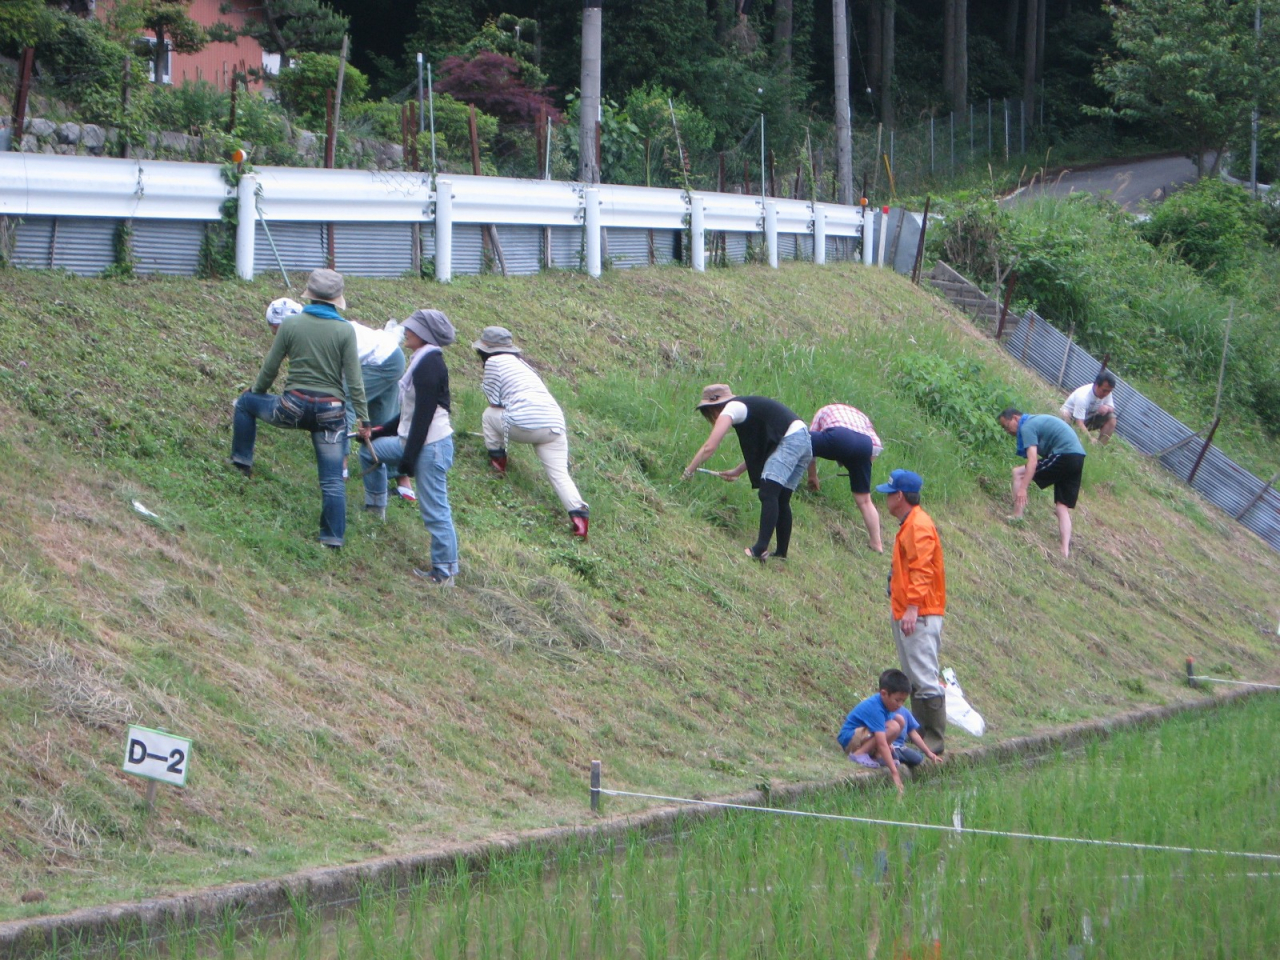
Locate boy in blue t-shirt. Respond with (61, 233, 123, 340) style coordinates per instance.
(837, 669, 914, 794)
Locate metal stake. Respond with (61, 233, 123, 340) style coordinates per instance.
(590, 760, 601, 813)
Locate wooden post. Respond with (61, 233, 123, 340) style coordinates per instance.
(1235, 470, 1280, 520)
(324, 89, 336, 168)
(1213, 303, 1233, 422)
(1056, 324, 1076, 387)
(11, 46, 35, 145)
(468, 105, 481, 174)
(1186, 416, 1221, 485)
(1152, 430, 1203, 459)
(995, 272, 1017, 339)
(590, 760, 601, 813)
(119, 55, 132, 159)
(227, 72, 238, 133)
(910, 196, 931, 285)
(1019, 310, 1035, 362)
(1098, 353, 1111, 376)
(410, 103, 420, 172)
(595, 121, 602, 179)
(144, 780, 157, 813)
(1186, 657, 1197, 688)
(332, 33, 349, 156)
(535, 107, 546, 180)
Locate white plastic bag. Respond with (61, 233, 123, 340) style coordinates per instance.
(942, 667, 986, 737)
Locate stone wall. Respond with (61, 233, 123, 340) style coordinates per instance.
(14, 116, 407, 171)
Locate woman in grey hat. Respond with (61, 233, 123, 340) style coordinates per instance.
(358, 308, 460, 584)
(474, 326, 589, 540)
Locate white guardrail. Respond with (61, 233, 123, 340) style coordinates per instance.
(0, 153, 869, 281)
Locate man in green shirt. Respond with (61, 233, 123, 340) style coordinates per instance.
(998, 408, 1087, 559)
(230, 269, 371, 549)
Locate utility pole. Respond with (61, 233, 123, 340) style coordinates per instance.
(1250, 0, 1262, 198)
(578, 0, 602, 184)
(833, 1, 854, 204)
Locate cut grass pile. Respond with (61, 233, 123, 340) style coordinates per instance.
(0, 262, 1278, 920)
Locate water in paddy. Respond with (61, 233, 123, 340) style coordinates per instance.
(114, 697, 1280, 959)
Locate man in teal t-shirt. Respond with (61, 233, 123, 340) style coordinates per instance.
(998, 408, 1087, 558)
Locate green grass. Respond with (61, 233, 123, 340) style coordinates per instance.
(1, 262, 1279, 922)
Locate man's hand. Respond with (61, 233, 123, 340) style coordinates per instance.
(719, 470, 738, 482)
(356, 423, 372, 441)
(924, 750, 942, 764)
(901, 606, 919, 636)
(1012, 489, 1028, 512)
(681, 467, 695, 481)
(807, 476, 820, 493)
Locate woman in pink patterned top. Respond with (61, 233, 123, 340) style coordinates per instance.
(807, 403, 885, 552)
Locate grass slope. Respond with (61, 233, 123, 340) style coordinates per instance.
(1, 263, 1277, 919)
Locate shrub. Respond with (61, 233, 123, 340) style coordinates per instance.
(891, 353, 1018, 465)
(274, 52, 369, 131)
(33, 11, 130, 124)
(1139, 178, 1266, 278)
(151, 80, 230, 134)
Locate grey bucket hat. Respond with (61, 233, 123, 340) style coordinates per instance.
(301, 268, 346, 310)
(471, 325, 522, 354)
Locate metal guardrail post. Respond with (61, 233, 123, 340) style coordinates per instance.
(861, 207, 874, 266)
(584, 187, 601, 278)
(813, 205, 826, 266)
(434, 178, 452, 282)
(690, 195, 705, 272)
(235, 174, 257, 280)
(764, 200, 778, 268)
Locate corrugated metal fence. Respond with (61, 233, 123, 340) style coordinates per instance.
(1004, 312, 1280, 550)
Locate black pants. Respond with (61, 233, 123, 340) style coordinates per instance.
(752, 480, 793, 558)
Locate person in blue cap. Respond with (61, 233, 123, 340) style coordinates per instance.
(875, 468, 947, 754)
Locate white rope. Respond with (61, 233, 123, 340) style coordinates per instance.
(596, 789, 1280, 863)
(1194, 676, 1280, 691)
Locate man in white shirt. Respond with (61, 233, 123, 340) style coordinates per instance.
(1060, 371, 1117, 445)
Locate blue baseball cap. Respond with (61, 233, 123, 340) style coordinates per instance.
(875, 469, 924, 495)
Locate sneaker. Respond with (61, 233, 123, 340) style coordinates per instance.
(364, 505, 386, 521)
(396, 485, 417, 502)
(342, 466, 350, 480)
(227, 459, 252, 479)
(413, 567, 455, 587)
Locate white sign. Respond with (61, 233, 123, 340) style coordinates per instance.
(122, 725, 192, 787)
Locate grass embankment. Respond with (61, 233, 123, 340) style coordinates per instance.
(1, 263, 1278, 920)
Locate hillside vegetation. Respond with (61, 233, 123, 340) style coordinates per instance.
(1, 262, 1278, 919)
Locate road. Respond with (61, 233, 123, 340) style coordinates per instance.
(1002, 154, 1202, 211)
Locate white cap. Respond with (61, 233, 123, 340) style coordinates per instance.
(265, 297, 303, 327)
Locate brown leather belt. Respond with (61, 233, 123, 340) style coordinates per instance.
(288, 389, 342, 404)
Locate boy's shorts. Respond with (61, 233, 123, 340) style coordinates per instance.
(840, 726, 872, 754)
(1032, 452, 1085, 508)
(893, 746, 924, 768)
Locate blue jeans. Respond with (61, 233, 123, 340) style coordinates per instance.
(360, 433, 459, 577)
(345, 351, 406, 431)
(231, 391, 348, 547)
(761, 429, 814, 490)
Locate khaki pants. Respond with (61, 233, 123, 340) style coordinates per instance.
(891, 614, 944, 699)
(482, 406, 587, 513)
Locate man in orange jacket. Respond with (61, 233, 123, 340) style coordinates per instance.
(877, 469, 948, 754)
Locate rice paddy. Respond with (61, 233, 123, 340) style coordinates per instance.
(47, 694, 1278, 960)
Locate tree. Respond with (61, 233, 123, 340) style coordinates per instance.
(219, 0, 348, 56)
(435, 51, 556, 126)
(102, 1, 211, 84)
(1093, 0, 1280, 176)
(0, 0, 61, 52)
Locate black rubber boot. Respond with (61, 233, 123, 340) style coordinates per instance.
(911, 694, 947, 755)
